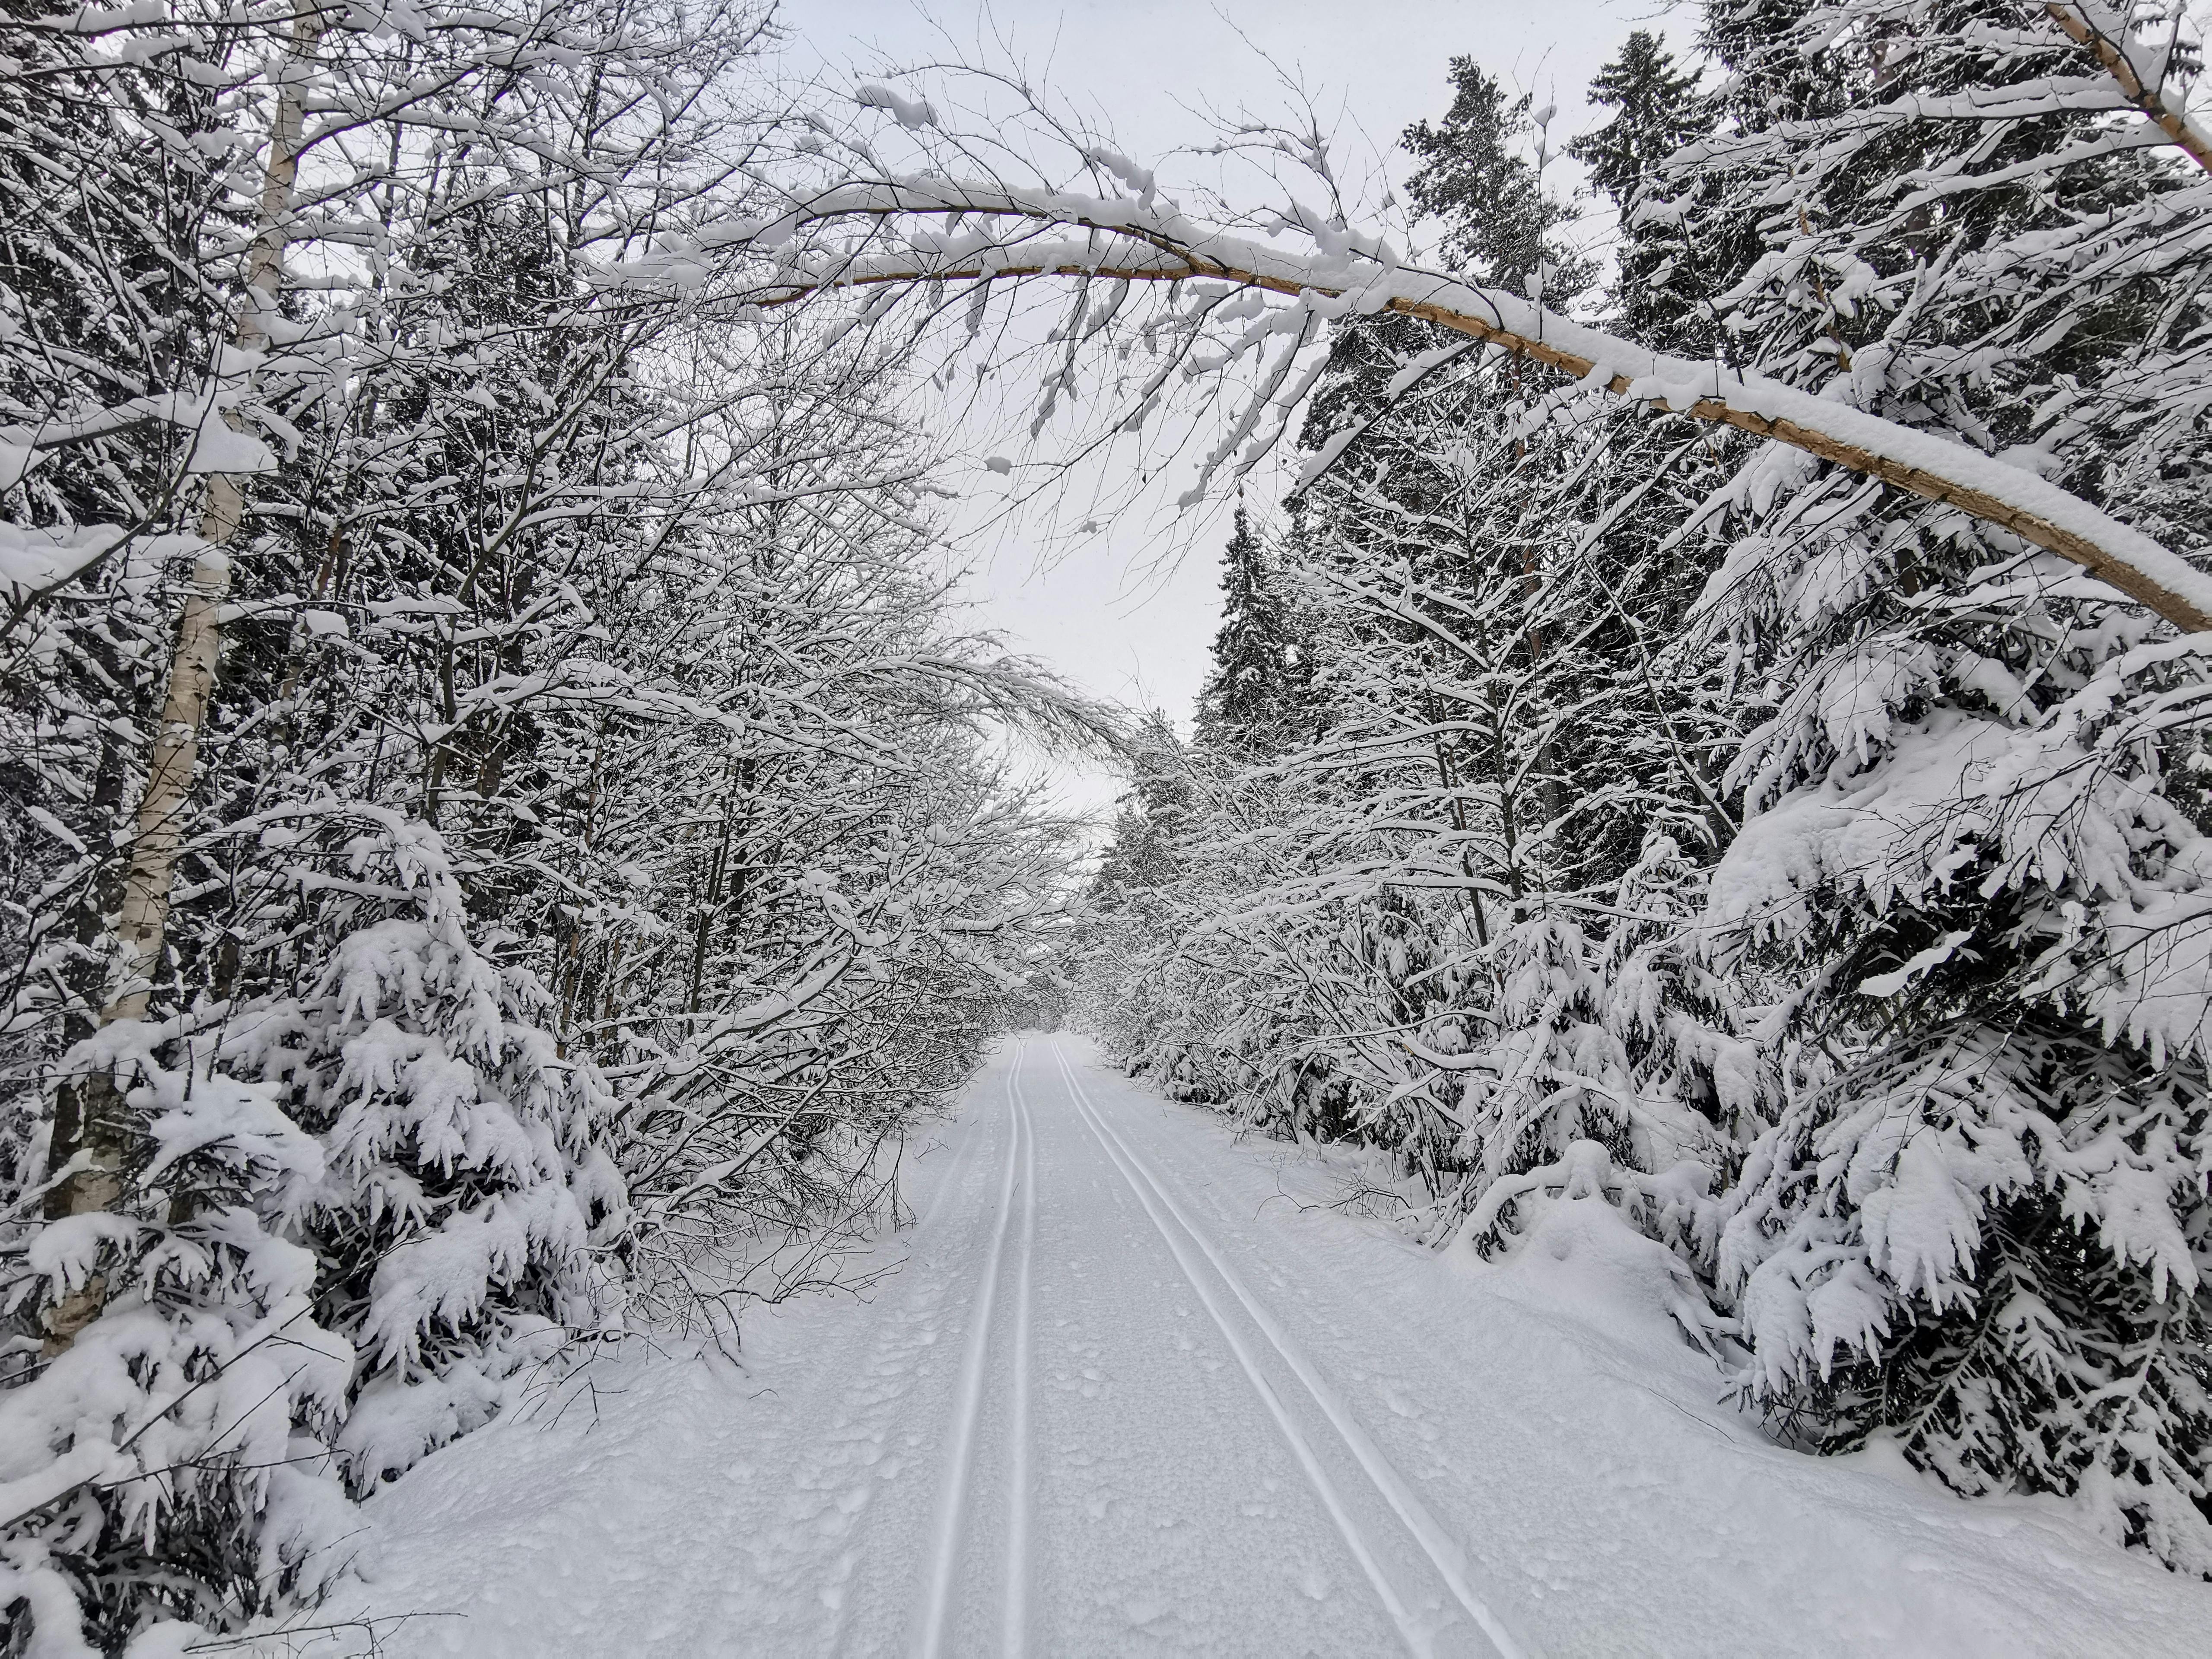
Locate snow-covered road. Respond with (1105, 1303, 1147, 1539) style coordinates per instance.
(325, 1038, 2212, 1657)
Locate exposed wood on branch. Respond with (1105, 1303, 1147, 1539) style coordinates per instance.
(728, 183, 2212, 634)
(2048, 1, 2212, 174)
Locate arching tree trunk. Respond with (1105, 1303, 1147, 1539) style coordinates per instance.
(741, 177, 2212, 632)
(2047, 2, 2212, 174)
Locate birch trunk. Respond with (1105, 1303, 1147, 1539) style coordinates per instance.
(41, 8, 321, 1352)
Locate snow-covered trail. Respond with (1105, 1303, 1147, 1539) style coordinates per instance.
(845, 1037, 1514, 1659)
(325, 1038, 2212, 1657)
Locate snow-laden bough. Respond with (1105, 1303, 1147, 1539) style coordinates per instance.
(679, 178, 2212, 635)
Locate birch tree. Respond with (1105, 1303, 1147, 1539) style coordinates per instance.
(0, 4, 1098, 1646)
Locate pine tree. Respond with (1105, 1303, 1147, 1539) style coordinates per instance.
(1300, 50, 1595, 469)
(1402, 57, 1592, 297)
(1090, 713, 1197, 910)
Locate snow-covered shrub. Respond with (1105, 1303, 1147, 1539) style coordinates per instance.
(1446, 836, 1769, 1268)
(1, 810, 628, 1648)
(1707, 665, 2212, 1567)
(1468, 1138, 1734, 1356)
(220, 813, 628, 1491)
(0, 1031, 354, 1648)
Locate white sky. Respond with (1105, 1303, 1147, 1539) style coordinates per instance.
(776, 0, 1693, 817)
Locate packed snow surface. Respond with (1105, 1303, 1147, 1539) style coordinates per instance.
(317, 1039, 2212, 1656)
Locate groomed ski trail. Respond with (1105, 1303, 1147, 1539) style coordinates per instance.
(1050, 1042, 1519, 1659)
(835, 1037, 1456, 1655)
(1046, 1042, 1500, 1657)
(326, 1037, 2212, 1659)
(1001, 1050, 1038, 1659)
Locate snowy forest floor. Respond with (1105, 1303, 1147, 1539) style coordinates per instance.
(309, 1038, 2212, 1657)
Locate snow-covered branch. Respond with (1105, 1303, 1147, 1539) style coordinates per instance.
(689, 178, 2212, 633)
(2049, 0, 2212, 172)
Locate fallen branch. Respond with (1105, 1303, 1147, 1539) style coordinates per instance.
(2048, 0, 2212, 173)
(710, 181, 2212, 633)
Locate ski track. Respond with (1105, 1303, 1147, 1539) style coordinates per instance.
(912, 1046, 1026, 1659)
(1049, 1039, 1461, 1659)
(328, 1037, 2212, 1659)
(1050, 1039, 1518, 1659)
(1002, 1052, 1037, 1659)
(764, 1071, 1008, 1644)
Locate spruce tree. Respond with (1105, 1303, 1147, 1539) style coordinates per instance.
(1565, 32, 1712, 348)
(1658, 0, 2212, 1569)
(1402, 57, 1592, 296)
(1194, 509, 1302, 754)
(1302, 51, 1594, 463)
(1090, 713, 1197, 910)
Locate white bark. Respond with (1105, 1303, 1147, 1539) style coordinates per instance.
(98, 8, 316, 1023)
(43, 8, 322, 1350)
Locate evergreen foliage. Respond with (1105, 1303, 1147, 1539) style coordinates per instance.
(1193, 509, 1306, 754)
(1077, 0, 2212, 1577)
(8, 0, 2212, 1637)
(1403, 57, 1592, 297)
(1564, 31, 1713, 346)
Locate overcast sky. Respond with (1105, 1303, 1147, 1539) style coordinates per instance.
(775, 0, 1693, 817)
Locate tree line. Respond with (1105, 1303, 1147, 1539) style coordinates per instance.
(0, 1, 1094, 1647)
(1073, 1, 2212, 1582)
(5, 0, 2212, 1649)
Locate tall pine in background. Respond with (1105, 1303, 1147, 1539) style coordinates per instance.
(1565, 31, 1713, 348)
(1194, 509, 1306, 753)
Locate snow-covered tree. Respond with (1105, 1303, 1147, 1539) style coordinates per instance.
(1194, 509, 1308, 754)
(1656, 0, 2212, 1567)
(9, 0, 2212, 1638)
(0, 3, 1099, 1646)
(981, 0, 2212, 1576)
(1566, 30, 1714, 347)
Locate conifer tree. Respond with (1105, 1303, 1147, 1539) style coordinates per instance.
(1194, 510, 1304, 754)
(1654, 0, 2212, 1569)
(1090, 714, 1197, 909)
(1402, 57, 1592, 296)
(1565, 31, 1713, 347)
